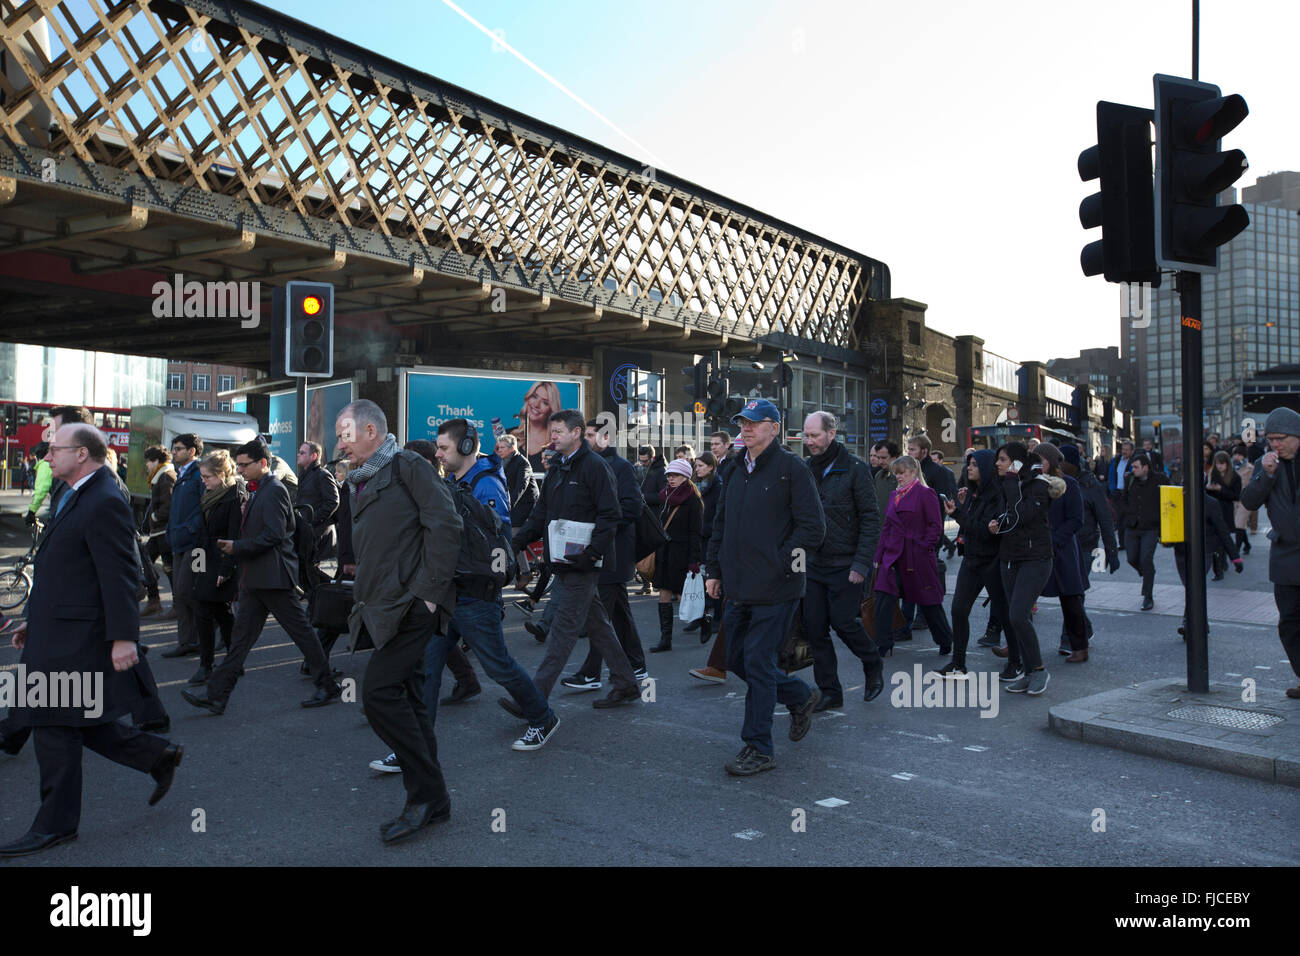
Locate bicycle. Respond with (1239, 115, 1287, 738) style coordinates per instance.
(0, 518, 43, 610)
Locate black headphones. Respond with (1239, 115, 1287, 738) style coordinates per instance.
(457, 422, 479, 458)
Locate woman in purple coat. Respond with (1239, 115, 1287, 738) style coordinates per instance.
(872, 455, 954, 655)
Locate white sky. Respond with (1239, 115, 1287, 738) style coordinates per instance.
(279, 0, 1300, 365)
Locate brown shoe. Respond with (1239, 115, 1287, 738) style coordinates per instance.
(990, 645, 1009, 659)
(1286, 685, 1300, 700)
(1065, 649, 1089, 663)
(141, 597, 163, 617)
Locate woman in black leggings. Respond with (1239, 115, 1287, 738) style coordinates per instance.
(987, 443, 1057, 696)
(940, 450, 1013, 678)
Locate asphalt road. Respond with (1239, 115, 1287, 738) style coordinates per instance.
(0, 494, 1296, 867)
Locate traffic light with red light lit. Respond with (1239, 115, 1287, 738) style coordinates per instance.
(1153, 74, 1250, 272)
(275, 281, 334, 377)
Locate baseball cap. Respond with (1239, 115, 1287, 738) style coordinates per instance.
(732, 398, 781, 424)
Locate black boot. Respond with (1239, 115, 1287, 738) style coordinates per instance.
(699, 615, 712, 644)
(650, 604, 674, 653)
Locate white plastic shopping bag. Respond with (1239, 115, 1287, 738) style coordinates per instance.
(679, 571, 705, 622)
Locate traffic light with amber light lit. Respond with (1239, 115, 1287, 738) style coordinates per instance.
(276, 281, 334, 377)
(1153, 74, 1249, 273)
(1078, 101, 1160, 285)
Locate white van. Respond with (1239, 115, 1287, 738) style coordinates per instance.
(126, 406, 261, 503)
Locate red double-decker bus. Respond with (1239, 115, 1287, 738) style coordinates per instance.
(1, 401, 131, 468)
(966, 422, 1080, 452)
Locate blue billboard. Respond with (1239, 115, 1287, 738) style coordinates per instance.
(403, 370, 584, 472)
(267, 380, 354, 465)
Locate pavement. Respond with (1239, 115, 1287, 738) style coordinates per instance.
(1, 487, 1297, 866)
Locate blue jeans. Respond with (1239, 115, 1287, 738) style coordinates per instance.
(424, 595, 552, 727)
(724, 599, 812, 757)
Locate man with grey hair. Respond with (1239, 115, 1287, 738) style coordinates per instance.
(801, 411, 884, 709)
(336, 399, 463, 843)
(495, 431, 538, 530)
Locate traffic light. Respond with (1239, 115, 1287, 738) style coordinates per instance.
(1153, 74, 1249, 272)
(274, 280, 334, 377)
(2, 405, 15, 435)
(1078, 101, 1160, 284)
(706, 369, 728, 419)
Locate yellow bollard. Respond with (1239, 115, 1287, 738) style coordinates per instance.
(1159, 485, 1184, 544)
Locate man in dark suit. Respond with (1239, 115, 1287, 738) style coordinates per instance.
(0, 424, 181, 858)
(181, 439, 341, 715)
(297, 440, 339, 563)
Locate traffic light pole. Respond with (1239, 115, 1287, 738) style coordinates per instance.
(1177, 269, 1209, 693)
(294, 376, 307, 462)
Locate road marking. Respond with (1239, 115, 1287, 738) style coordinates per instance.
(963, 745, 988, 752)
(1225, 672, 1243, 677)
(1254, 665, 1271, 670)
(891, 772, 916, 781)
(733, 829, 764, 840)
(893, 730, 952, 743)
(815, 797, 849, 808)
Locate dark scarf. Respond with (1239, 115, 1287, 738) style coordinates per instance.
(660, 479, 696, 510)
(808, 442, 841, 482)
(202, 477, 241, 518)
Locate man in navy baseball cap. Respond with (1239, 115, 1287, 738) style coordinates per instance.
(732, 398, 782, 424)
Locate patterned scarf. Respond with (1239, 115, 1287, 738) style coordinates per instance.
(346, 433, 399, 488)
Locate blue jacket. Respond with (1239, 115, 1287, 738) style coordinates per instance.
(167, 460, 204, 554)
(455, 454, 512, 534)
(1107, 454, 1134, 495)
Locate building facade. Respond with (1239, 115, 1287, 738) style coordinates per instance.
(165, 360, 254, 411)
(0, 343, 165, 407)
(1124, 172, 1300, 437)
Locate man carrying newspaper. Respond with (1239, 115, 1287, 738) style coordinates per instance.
(508, 409, 641, 711)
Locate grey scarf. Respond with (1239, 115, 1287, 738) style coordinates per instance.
(346, 433, 399, 487)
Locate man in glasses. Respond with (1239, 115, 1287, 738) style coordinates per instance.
(181, 440, 341, 715)
(1, 424, 181, 857)
(1240, 407, 1300, 700)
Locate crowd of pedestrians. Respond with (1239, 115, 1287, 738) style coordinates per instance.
(3, 394, 1297, 857)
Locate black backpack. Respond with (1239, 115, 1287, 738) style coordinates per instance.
(292, 503, 326, 593)
(391, 459, 515, 599)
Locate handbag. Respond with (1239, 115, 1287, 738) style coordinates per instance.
(635, 505, 680, 578)
(678, 571, 705, 622)
(310, 580, 354, 632)
(634, 504, 670, 561)
(778, 600, 814, 673)
(861, 567, 906, 640)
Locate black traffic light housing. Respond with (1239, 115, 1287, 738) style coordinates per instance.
(1153, 74, 1249, 272)
(706, 369, 728, 419)
(273, 281, 334, 377)
(1078, 101, 1161, 285)
(2, 404, 16, 435)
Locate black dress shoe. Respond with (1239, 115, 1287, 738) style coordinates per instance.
(161, 643, 200, 659)
(813, 694, 843, 712)
(649, 641, 672, 653)
(301, 682, 342, 708)
(187, 666, 212, 685)
(381, 801, 451, 844)
(683, 618, 702, 632)
(181, 689, 226, 715)
(864, 667, 885, 702)
(440, 682, 482, 705)
(592, 685, 640, 708)
(136, 717, 171, 733)
(1141, 597, 1154, 611)
(524, 622, 547, 644)
(148, 744, 183, 806)
(0, 829, 78, 857)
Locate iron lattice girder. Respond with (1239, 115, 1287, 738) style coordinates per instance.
(0, 0, 888, 349)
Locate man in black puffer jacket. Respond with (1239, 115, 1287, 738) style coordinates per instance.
(800, 411, 884, 709)
(1123, 453, 1168, 610)
(511, 410, 639, 710)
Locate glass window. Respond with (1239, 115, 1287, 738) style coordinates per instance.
(218, 402, 231, 412)
(822, 373, 844, 411)
(192, 400, 209, 411)
(218, 374, 236, 392)
(167, 372, 184, 391)
(193, 374, 210, 392)
(166, 400, 184, 408)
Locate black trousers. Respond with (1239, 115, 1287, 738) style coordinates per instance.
(194, 599, 234, 669)
(446, 644, 479, 687)
(138, 539, 160, 599)
(1275, 584, 1300, 681)
(206, 586, 331, 703)
(950, 554, 1012, 668)
(1060, 594, 1089, 651)
(362, 602, 450, 808)
(32, 722, 169, 834)
(577, 582, 647, 677)
(803, 563, 880, 699)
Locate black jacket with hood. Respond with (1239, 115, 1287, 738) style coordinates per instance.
(949, 449, 1004, 562)
(993, 467, 1062, 564)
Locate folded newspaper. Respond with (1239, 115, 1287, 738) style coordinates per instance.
(548, 519, 602, 567)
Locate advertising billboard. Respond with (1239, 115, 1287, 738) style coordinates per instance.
(401, 369, 585, 472)
(266, 380, 354, 465)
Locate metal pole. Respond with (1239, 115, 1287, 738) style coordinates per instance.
(1178, 270, 1208, 692)
(294, 376, 307, 463)
(1192, 0, 1199, 80)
